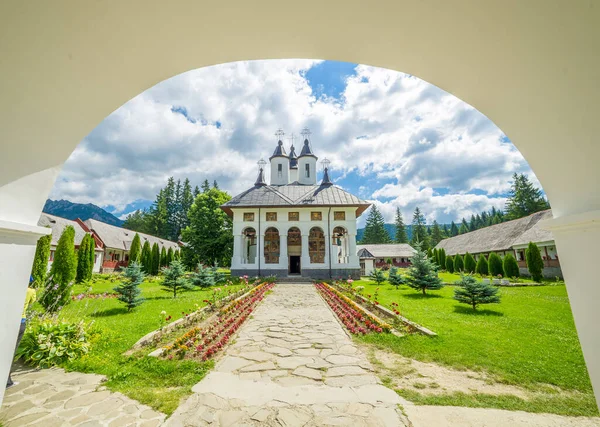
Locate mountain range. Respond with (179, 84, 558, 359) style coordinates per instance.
(43, 199, 124, 226)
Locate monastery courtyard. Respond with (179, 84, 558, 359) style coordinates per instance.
(2, 283, 599, 427)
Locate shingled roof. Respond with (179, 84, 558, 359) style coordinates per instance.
(38, 213, 89, 247)
(435, 210, 553, 255)
(84, 218, 180, 252)
(357, 244, 416, 258)
(221, 183, 371, 217)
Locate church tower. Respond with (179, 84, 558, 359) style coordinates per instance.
(269, 129, 290, 186)
(289, 139, 299, 183)
(297, 128, 318, 185)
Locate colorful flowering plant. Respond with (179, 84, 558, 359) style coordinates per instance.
(162, 282, 275, 361)
(71, 292, 118, 301)
(315, 283, 391, 334)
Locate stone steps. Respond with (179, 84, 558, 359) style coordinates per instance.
(275, 277, 314, 284)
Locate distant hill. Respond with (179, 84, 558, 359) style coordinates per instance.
(43, 199, 124, 227)
(357, 223, 452, 243)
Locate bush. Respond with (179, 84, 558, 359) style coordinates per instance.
(16, 320, 90, 368)
(129, 233, 142, 264)
(464, 252, 476, 274)
(488, 252, 503, 276)
(161, 260, 193, 298)
(526, 242, 544, 282)
(453, 254, 464, 273)
(453, 274, 501, 310)
(476, 255, 489, 275)
(76, 233, 95, 284)
(438, 248, 446, 271)
(190, 264, 223, 288)
(503, 253, 520, 278)
(41, 226, 77, 312)
(406, 243, 443, 295)
(445, 256, 454, 273)
(369, 268, 386, 285)
(388, 266, 405, 289)
(113, 262, 145, 311)
(31, 231, 52, 288)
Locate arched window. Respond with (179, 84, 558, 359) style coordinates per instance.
(287, 227, 301, 246)
(333, 226, 348, 264)
(309, 227, 325, 263)
(264, 227, 280, 264)
(243, 227, 256, 264)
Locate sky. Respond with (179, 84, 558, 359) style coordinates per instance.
(50, 60, 541, 227)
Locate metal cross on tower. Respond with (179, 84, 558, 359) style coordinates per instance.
(300, 127, 311, 139)
(288, 132, 296, 146)
(274, 128, 285, 141)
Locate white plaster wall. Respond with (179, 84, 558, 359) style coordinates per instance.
(289, 168, 298, 183)
(296, 157, 317, 185)
(93, 250, 103, 273)
(270, 157, 289, 186)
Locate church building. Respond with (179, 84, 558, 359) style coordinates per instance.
(221, 129, 370, 279)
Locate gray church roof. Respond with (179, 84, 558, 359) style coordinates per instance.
(289, 145, 298, 168)
(221, 183, 370, 217)
(299, 139, 316, 157)
(269, 140, 287, 159)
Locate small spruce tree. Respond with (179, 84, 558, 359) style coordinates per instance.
(388, 266, 405, 289)
(445, 256, 454, 273)
(369, 268, 387, 286)
(453, 274, 501, 310)
(476, 255, 489, 275)
(30, 231, 52, 288)
(113, 262, 145, 311)
(453, 254, 464, 273)
(463, 252, 476, 274)
(161, 260, 192, 298)
(503, 253, 520, 278)
(151, 243, 160, 275)
(129, 233, 142, 263)
(41, 226, 77, 312)
(141, 241, 151, 273)
(406, 243, 443, 295)
(525, 242, 544, 282)
(488, 252, 503, 276)
(191, 264, 219, 288)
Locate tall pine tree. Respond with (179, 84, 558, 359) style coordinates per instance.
(430, 220, 444, 247)
(410, 207, 429, 250)
(450, 221, 459, 237)
(361, 205, 391, 244)
(394, 208, 408, 243)
(505, 173, 550, 220)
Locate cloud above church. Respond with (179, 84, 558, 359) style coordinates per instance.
(50, 59, 540, 225)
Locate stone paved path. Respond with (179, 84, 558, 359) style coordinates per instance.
(166, 283, 407, 426)
(0, 366, 165, 426)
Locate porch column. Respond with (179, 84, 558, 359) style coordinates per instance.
(258, 233, 265, 272)
(279, 233, 287, 271)
(348, 232, 359, 267)
(301, 233, 310, 268)
(232, 234, 242, 268)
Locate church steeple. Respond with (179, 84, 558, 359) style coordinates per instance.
(269, 129, 290, 186)
(297, 127, 318, 185)
(320, 158, 332, 186)
(255, 159, 267, 186)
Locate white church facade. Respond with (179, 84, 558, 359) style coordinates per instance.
(221, 130, 370, 279)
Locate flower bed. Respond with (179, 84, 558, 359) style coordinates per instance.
(315, 283, 391, 334)
(71, 292, 119, 301)
(161, 282, 274, 360)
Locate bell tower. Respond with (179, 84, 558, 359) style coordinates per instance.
(297, 127, 317, 185)
(269, 128, 290, 186)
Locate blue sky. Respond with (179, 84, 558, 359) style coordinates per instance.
(51, 60, 538, 226)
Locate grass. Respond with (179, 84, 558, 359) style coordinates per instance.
(349, 277, 597, 416)
(38, 274, 246, 415)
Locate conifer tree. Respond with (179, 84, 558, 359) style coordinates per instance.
(161, 260, 193, 298)
(167, 247, 174, 265)
(463, 252, 476, 274)
(427, 248, 433, 260)
(469, 215, 477, 232)
(160, 246, 167, 267)
(76, 234, 94, 283)
(113, 262, 145, 311)
(459, 218, 469, 234)
(41, 226, 77, 312)
(151, 243, 160, 275)
(505, 173, 550, 220)
(201, 179, 211, 193)
(503, 253, 520, 278)
(432, 248, 439, 267)
(406, 243, 443, 295)
(369, 268, 387, 286)
(453, 254, 464, 273)
(454, 274, 500, 310)
(141, 241, 151, 273)
(488, 252, 503, 276)
(410, 207, 429, 250)
(450, 221, 459, 237)
(525, 242, 544, 282)
(361, 205, 391, 244)
(476, 255, 489, 275)
(394, 208, 408, 243)
(129, 233, 142, 264)
(31, 231, 52, 288)
(445, 256, 454, 273)
(438, 248, 446, 271)
(443, 224, 449, 237)
(430, 220, 444, 247)
(388, 266, 405, 289)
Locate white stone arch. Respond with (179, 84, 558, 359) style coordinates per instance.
(263, 226, 280, 264)
(308, 226, 326, 264)
(241, 226, 257, 265)
(332, 225, 349, 264)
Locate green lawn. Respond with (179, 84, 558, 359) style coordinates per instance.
(349, 277, 596, 416)
(43, 275, 246, 415)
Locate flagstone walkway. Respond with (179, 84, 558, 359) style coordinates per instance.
(166, 283, 407, 426)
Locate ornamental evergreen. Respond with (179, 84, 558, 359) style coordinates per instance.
(388, 266, 405, 289)
(190, 264, 224, 288)
(453, 254, 464, 273)
(453, 274, 501, 310)
(445, 255, 454, 273)
(161, 260, 193, 298)
(438, 248, 446, 271)
(476, 255, 489, 275)
(394, 207, 408, 243)
(151, 243, 160, 275)
(41, 226, 77, 312)
(129, 233, 142, 263)
(167, 247, 174, 265)
(113, 262, 145, 311)
(31, 231, 52, 288)
(464, 252, 476, 274)
(369, 268, 387, 285)
(362, 205, 391, 244)
(406, 243, 443, 295)
(503, 253, 520, 278)
(488, 252, 503, 276)
(76, 234, 95, 283)
(526, 242, 544, 282)
(160, 246, 167, 268)
(141, 241, 151, 273)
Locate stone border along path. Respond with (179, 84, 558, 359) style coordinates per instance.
(0, 366, 165, 426)
(166, 283, 408, 426)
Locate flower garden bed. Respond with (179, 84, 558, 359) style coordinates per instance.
(160, 282, 275, 361)
(315, 283, 395, 335)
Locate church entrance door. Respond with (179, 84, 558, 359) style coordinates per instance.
(289, 256, 301, 275)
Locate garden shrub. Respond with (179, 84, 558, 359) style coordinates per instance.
(76, 233, 95, 284)
(488, 252, 503, 276)
(453, 274, 501, 310)
(31, 231, 52, 288)
(503, 253, 520, 278)
(129, 233, 142, 264)
(438, 248, 446, 271)
(445, 256, 454, 273)
(16, 320, 90, 368)
(453, 254, 464, 273)
(476, 255, 489, 275)
(113, 262, 145, 311)
(190, 264, 224, 288)
(388, 266, 405, 289)
(526, 242, 544, 282)
(406, 243, 443, 295)
(369, 268, 386, 285)
(41, 226, 77, 312)
(161, 260, 193, 297)
(464, 252, 476, 274)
